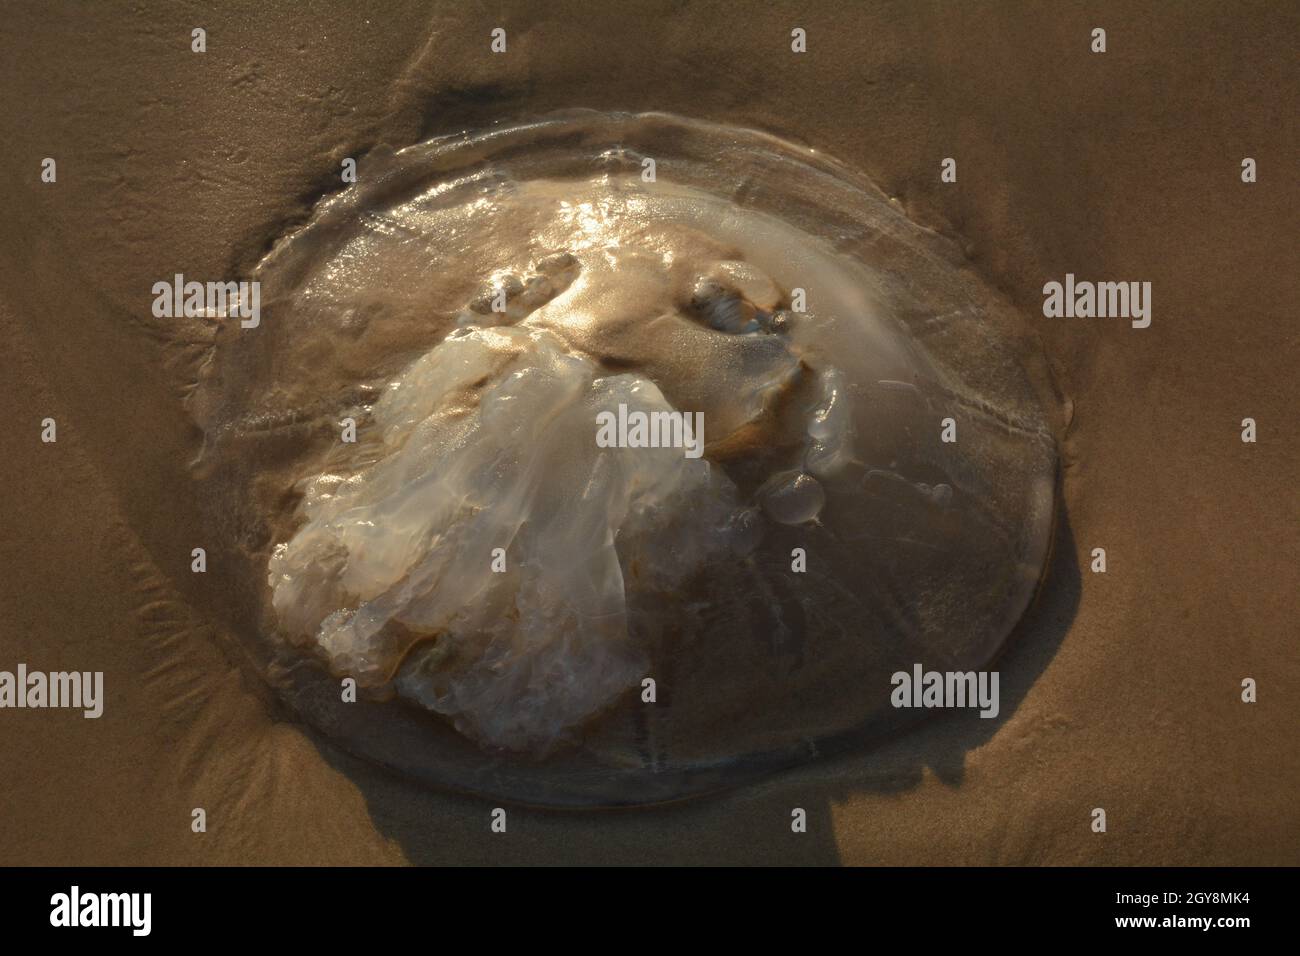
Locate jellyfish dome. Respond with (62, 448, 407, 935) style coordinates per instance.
(190, 111, 1058, 806)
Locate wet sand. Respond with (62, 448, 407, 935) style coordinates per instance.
(0, 0, 1295, 864)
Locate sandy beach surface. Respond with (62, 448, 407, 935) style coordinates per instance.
(0, 0, 1295, 865)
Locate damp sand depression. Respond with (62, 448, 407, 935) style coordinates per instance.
(187, 111, 1059, 807)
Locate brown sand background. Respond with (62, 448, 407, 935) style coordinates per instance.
(0, 0, 1295, 865)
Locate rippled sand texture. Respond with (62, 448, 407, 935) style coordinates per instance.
(190, 113, 1057, 804)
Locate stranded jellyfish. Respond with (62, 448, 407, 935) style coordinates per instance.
(190, 111, 1058, 806)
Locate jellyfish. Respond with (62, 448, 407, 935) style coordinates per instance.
(189, 111, 1058, 806)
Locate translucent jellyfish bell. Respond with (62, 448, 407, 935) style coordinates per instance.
(190, 111, 1058, 806)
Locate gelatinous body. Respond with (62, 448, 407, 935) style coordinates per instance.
(191, 112, 1058, 806)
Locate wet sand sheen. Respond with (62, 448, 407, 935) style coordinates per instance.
(0, 1, 1295, 862)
